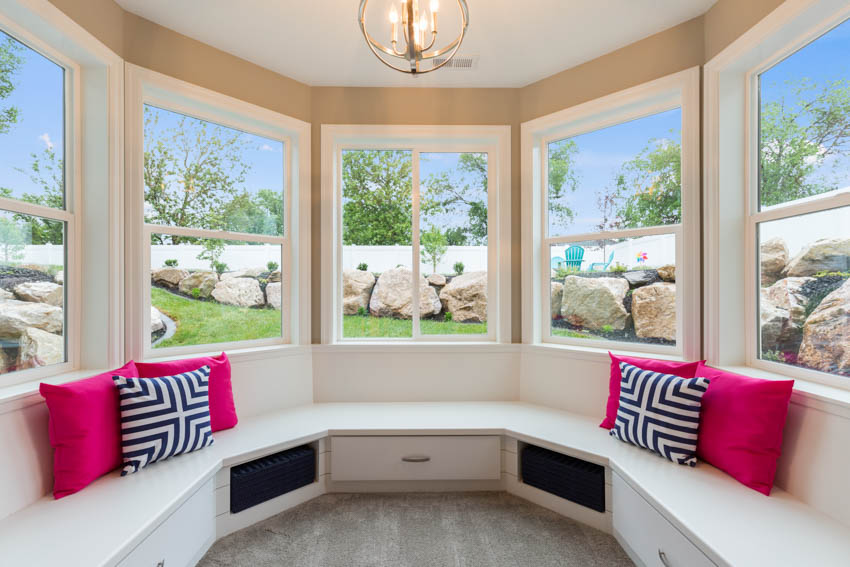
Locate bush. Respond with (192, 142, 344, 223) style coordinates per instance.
(212, 261, 228, 276)
(453, 261, 465, 275)
(444, 311, 453, 322)
(610, 262, 628, 273)
(357, 306, 367, 316)
(357, 262, 368, 272)
(164, 259, 178, 267)
(267, 261, 279, 272)
(191, 287, 201, 299)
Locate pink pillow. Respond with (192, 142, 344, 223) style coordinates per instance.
(135, 353, 237, 432)
(39, 361, 138, 499)
(695, 363, 793, 495)
(600, 352, 703, 429)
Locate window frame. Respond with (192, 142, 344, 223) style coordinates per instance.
(321, 125, 511, 345)
(743, 6, 850, 387)
(522, 68, 701, 360)
(124, 64, 311, 361)
(0, 13, 81, 386)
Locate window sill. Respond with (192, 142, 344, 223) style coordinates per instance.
(314, 342, 519, 354)
(523, 342, 687, 363)
(141, 343, 311, 364)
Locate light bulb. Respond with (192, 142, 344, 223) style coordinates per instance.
(420, 16, 428, 32)
(389, 5, 398, 23)
(430, 0, 439, 12)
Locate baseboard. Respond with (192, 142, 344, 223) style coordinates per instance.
(614, 527, 647, 567)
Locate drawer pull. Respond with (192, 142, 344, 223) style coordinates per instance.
(401, 455, 431, 463)
(658, 549, 671, 567)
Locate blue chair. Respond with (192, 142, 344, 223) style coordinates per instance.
(589, 251, 615, 272)
(551, 257, 566, 270)
(562, 245, 585, 270)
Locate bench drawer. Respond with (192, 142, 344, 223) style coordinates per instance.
(331, 436, 500, 481)
(613, 472, 715, 567)
(117, 478, 214, 567)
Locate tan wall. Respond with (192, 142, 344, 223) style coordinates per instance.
(47, 0, 782, 344)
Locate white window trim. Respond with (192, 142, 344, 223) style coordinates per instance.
(0, 0, 123, 388)
(705, 0, 850, 390)
(124, 64, 311, 361)
(521, 67, 701, 360)
(320, 124, 511, 345)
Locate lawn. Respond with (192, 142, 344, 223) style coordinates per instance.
(151, 287, 281, 348)
(343, 315, 487, 338)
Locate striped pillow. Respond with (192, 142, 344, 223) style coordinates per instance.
(610, 362, 710, 466)
(113, 366, 214, 475)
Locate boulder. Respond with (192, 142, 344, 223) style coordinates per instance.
(560, 276, 629, 331)
(632, 283, 676, 341)
(0, 289, 13, 302)
(783, 238, 850, 277)
(211, 278, 265, 308)
(798, 279, 850, 375)
(266, 282, 282, 310)
(760, 237, 789, 285)
(369, 267, 441, 319)
(268, 270, 281, 283)
(427, 273, 446, 287)
(551, 281, 563, 320)
(220, 267, 265, 280)
(657, 265, 676, 283)
(0, 300, 63, 338)
(54, 271, 64, 285)
(152, 267, 189, 288)
(764, 277, 815, 328)
(150, 306, 165, 334)
(759, 289, 797, 353)
(17, 327, 63, 369)
(624, 270, 657, 288)
(439, 271, 488, 323)
(178, 271, 218, 298)
(13, 281, 63, 307)
(342, 269, 376, 315)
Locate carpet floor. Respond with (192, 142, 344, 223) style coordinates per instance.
(198, 492, 634, 567)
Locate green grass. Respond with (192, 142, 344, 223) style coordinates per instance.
(343, 315, 487, 338)
(551, 327, 593, 339)
(151, 287, 280, 348)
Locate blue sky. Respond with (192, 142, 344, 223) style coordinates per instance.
(420, 151, 487, 237)
(0, 30, 64, 204)
(547, 108, 681, 237)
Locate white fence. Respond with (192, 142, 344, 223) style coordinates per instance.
(550, 233, 676, 271)
(342, 245, 488, 274)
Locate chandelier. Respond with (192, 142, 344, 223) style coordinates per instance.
(358, 0, 469, 75)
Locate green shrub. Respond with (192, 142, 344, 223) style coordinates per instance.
(453, 261, 465, 275)
(762, 350, 783, 362)
(601, 324, 614, 333)
(164, 259, 178, 267)
(356, 306, 367, 316)
(814, 270, 850, 278)
(212, 261, 228, 276)
(357, 262, 368, 272)
(267, 261, 279, 272)
(610, 262, 628, 273)
(444, 311, 453, 322)
(191, 287, 201, 299)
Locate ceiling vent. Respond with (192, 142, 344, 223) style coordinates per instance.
(430, 55, 479, 70)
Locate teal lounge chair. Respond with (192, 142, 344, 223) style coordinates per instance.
(589, 251, 615, 272)
(551, 257, 565, 270)
(562, 245, 584, 270)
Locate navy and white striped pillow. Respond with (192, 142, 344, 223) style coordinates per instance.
(113, 366, 214, 475)
(610, 362, 710, 466)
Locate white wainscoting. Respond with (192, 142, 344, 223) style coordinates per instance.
(519, 347, 611, 417)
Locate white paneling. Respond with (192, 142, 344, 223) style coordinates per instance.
(0, 402, 52, 521)
(519, 349, 609, 417)
(229, 352, 313, 417)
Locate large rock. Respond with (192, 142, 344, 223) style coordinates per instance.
(220, 267, 265, 280)
(0, 300, 63, 338)
(13, 281, 63, 307)
(761, 237, 789, 285)
(427, 273, 446, 287)
(551, 281, 564, 320)
(268, 270, 281, 283)
(657, 265, 675, 283)
(784, 238, 850, 277)
(151, 306, 165, 333)
(624, 270, 657, 288)
(211, 278, 265, 308)
(266, 282, 282, 310)
(798, 279, 850, 375)
(759, 289, 798, 353)
(560, 276, 629, 331)
(369, 267, 441, 319)
(152, 267, 189, 288)
(54, 271, 64, 285)
(342, 269, 376, 315)
(764, 277, 815, 328)
(0, 289, 14, 302)
(439, 271, 488, 323)
(17, 327, 63, 369)
(632, 283, 677, 341)
(178, 271, 218, 298)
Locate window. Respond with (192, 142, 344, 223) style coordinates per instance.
(753, 17, 850, 379)
(523, 69, 699, 357)
(0, 28, 71, 378)
(127, 65, 310, 358)
(323, 126, 510, 343)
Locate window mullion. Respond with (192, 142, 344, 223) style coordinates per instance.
(412, 149, 421, 339)
(144, 224, 286, 244)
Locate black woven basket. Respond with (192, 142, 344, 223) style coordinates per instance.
(230, 445, 316, 513)
(521, 444, 605, 513)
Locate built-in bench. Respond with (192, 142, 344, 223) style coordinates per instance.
(1, 402, 848, 566)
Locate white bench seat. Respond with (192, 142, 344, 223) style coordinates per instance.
(1, 402, 848, 567)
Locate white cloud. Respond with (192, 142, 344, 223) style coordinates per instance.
(38, 133, 54, 151)
(260, 143, 278, 152)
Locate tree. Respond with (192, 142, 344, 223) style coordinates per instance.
(420, 226, 447, 274)
(594, 186, 624, 261)
(0, 215, 26, 263)
(421, 153, 488, 246)
(613, 138, 682, 228)
(14, 148, 64, 244)
(342, 150, 412, 245)
(144, 107, 250, 244)
(0, 35, 23, 135)
(222, 189, 282, 237)
(547, 139, 580, 230)
(760, 79, 850, 206)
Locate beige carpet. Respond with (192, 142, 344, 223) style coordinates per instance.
(199, 492, 633, 567)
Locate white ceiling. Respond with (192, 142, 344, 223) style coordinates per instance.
(116, 0, 717, 88)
